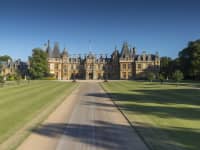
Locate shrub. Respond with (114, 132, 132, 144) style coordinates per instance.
(7, 74, 15, 81)
(172, 70, 184, 85)
(147, 72, 155, 82)
(0, 75, 5, 87)
(158, 74, 165, 84)
(15, 74, 21, 85)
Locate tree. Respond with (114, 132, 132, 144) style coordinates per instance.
(6, 74, 15, 81)
(168, 58, 181, 76)
(0, 55, 12, 62)
(160, 57, 172, 78)
(172, 70, 184, 85)
(147, 72, 155, 82)
(0, 75, 5, 87)
(179, 39, 200, 80)
(15, 70, 22, 85)
(29, 48, 49, 79)
(0, 63, 2, 71)
(158, 73, 165, 84)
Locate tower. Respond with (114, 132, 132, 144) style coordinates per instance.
(119, 42, 134, 79)
(52, 42, 61, 58)
(46, 40, 52, 57)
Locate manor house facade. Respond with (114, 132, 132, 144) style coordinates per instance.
(45, 41, 160, 80)
(0, 59, 28, 78)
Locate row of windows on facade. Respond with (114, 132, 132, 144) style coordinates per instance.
(49, 64, 115, 70)
(120, 63, 158, 70)
(50, 63, 159, 71)
(50, 54, 158, 62)
(49, 58, 108, 64)
(120, 55, 157, 61)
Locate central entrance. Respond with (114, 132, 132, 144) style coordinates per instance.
(89, 73, 93, 80)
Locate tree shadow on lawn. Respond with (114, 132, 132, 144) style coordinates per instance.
(84, 97, 200, 121)
(86, 89, 200, 120)
(88, 88, 200, 106)
(84, 91, 200, 150)
(128, 89, 200, 106)
(31, 120, 200, 150)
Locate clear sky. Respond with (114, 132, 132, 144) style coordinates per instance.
(0, 0, 200, 61)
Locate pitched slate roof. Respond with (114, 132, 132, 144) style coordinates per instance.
(62, 48, 68, 57)
(120, 42, 130, 58)
(52, 42, 61, 58)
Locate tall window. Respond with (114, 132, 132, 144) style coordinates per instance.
(138, 64, 142, 70)
(50, 64, 54, 70)
(123, 64, 126, 70)
(64, 66, 67, 72)
(55, 64, 58, 69)
(98, 64, 101, 70)
(128, 63, 131, 69)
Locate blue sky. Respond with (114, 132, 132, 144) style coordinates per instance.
(0, 0, 200, 60)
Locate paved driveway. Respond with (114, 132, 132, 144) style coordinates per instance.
(17, 82, 148, 150)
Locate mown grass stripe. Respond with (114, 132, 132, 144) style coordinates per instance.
(0, 81, 77, 145)
(102, 81, 200, 150)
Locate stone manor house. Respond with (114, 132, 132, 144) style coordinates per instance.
(45, 41, 160, 80)
(0, 59, 28, 79)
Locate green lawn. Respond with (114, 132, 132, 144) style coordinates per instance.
(0, 80, 77, 148)
(101, 81, 200, 150)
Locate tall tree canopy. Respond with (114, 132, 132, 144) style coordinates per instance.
(160, 57, 172, 77)
(179, 40, 200, 80)
(29, 48, 49, 79)
(0, 55, 12, 62)
(160, 57, 181, 78)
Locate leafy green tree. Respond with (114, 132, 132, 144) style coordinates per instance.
(172, 70, 184, 85)
(179, 40, 200, 80)
(6, 74, 15, 81)
(160, 57, 181, 79)
(160, 57, 172, 78)
(0, 75, 5, 87)
(147, 72, 155, 82)
(158, 73, 165, 84)
(0, 55, 12, 62)
(29, 48, 49, 79)
(169, 58, 181, 75)
(0, 75, 4, 82)
(0, 63, 2, 71)
(15, 70, 22, 85)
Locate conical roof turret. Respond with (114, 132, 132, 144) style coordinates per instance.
(120, 42, 131, 58)
(62, 48, 68, 57)
(52, 42, 61, 58)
